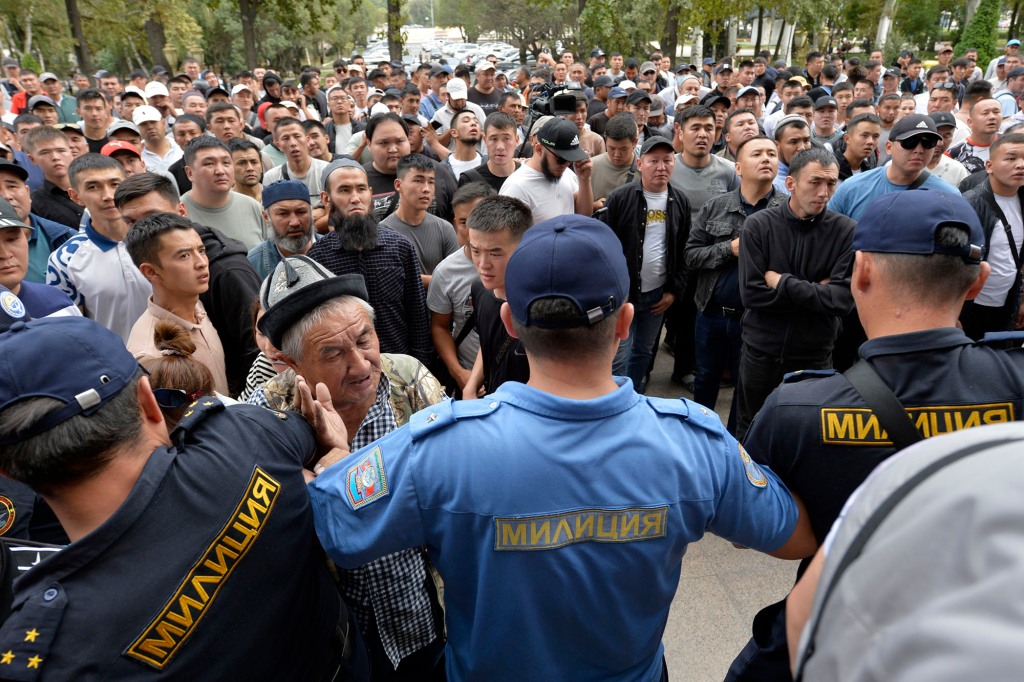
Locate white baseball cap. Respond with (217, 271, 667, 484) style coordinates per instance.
(475, 60, 496, 73)
(143, 81, 169, 98)
(132, 105, 162, 125)
(231, 83, 252, 95)
(446, 78, 468, 99)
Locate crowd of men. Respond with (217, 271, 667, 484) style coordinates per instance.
(0, 39, 1022, 681)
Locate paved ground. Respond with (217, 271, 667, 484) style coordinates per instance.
(644, 342, 800, 681)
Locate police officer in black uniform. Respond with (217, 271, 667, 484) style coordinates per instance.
(0, 315, 369, 680)
(726, 190, 1024, 681)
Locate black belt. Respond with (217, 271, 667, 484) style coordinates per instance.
(704, 302, 743, 319)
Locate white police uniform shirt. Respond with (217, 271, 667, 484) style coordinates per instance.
(310, 378, 799, 681)
(46, 218, 151, 342)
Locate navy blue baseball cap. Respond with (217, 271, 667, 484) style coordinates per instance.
(262, 179, 310, 208)
(853, 190, 984, 263)
(0, 316, 142, 444)
(506, 215, 629, 328)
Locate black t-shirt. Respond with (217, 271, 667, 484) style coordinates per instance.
(587, 112, 610, 137)
(471, 279, 530, 391)
(362, 160, 457, 223)
(587, 99, 608, 119)
(468, 87, 501, 116)
(457, 161, 515, 192)
(86, 135, 108, 154)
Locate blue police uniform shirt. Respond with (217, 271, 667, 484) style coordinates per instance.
(746, 328, 1024, 543)
(0, 401, 357, 680)
(310, 378, 799, 682)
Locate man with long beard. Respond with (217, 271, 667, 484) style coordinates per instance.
(247, 180, 316, 280)
(307, 158, 433, 364)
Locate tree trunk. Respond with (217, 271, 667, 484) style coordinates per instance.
(773, 17, 786, 60)
(387, 0, 403, 61)
(64, 0, 91, 75)
(875, 0, 897, 50)
(23, 6, 33, 57)
(144, 17, 167, 68)
(1010, 0, 1020, 40)
(727, 17, 737, 56)
(239, 0, 259, 69)
(661, 5, 680, 61)
(965, 0, 983, 27)
(754, 6, 764, 55)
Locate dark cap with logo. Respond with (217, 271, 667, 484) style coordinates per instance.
(813, 95, 838, 110)
(853, 190, 984, 263)
(505, 215, 629, 328)
(537, 118, 589, 162)
(929, 111, 957, 129)
(889, 113, 942, 142)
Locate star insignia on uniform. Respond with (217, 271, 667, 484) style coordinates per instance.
(0, 650, 13, 664)
(26, 655, 41, 669)
(700, 407, 709, 415)
(427, 413, 438, 422)
(183, 410, 193, 417)
(202, 400, 215, 406)
(189, 400, 199, 408)
(275, 412, 287, 419)
(23, 629, 38, 643)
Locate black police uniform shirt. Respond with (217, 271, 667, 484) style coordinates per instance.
(746, 328, 1024, 543)
(0, 401, 349, 680)
(471, 279, 529, 391)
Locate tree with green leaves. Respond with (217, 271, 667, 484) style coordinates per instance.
(959, 0, 1000, 65)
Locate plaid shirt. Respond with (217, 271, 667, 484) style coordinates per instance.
(307, 228, 433, 365)
(247, 371, 440, 667)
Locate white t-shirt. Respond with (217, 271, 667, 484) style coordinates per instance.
(931, 155, 970, 187)
(640, 189, 668, 292)
(977, 194, 1024, 307)
(499, 164, 579, 224)
(446, 153, 483, 180)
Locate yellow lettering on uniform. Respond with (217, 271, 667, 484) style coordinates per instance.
(956, 410, 982, 430)
(127, 467, 281, 670)
(251, 476, 279, 504)
(621, 512, 640, 538)
(551, 518, 573, 546)
(530, 521, 551, 546)
(575, 514, 594, 538)
(641, 512, 662, 536)
(501, 522, 526, 547)
(164, 594, 204, 628)
(596, 514, 619, 540)
(857, 414, 882, 441)
(826, 412, 854, 441)
(203, 544, 238, 575)
(190, 573, 220, 602)
(984, 407, 1010, 424)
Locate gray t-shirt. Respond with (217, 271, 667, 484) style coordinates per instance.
(182, 192, 267, 250)
(669, 154, 740, 222)
(590, 153, 635, 201)
(425, 247, 480, 369)
(380, 212, 459, 275)
(262, 157, 329, 208)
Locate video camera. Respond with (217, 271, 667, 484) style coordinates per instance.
(529, 82, 582, 117)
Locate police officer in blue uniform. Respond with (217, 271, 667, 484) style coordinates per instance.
(726, 190, 1024, 681)
(304, 215, 816, 682)
(0, 316, 368, 680)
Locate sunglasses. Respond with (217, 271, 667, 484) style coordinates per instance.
(899, 136, 938, 150)
(932, 82, 956, 91)
(153, 388, 208, 409)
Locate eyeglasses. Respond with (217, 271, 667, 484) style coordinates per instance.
(899, 136, 938, 150)
(153, 388, 208, 409)
(932, 82, 956, 91)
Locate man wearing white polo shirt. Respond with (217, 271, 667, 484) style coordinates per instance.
(134, 105, 182, 173)
(46, 154, 151, 341)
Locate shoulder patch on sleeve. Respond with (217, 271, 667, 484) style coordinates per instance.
(782, 368, 837, 383)
(346, 446, 389, 509)
(738, 443, 768, 488)
(409, 397, 500, 441)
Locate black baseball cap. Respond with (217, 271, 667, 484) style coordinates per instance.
(0, 160, 28, 183)
(813, 96, 838, 110)
(929, 111, 957, 129)
(640, 136, 674, 155)
(889, 113, 942, 142)
(538, 118, 589, 162)
(700, 93, 731, 109)
(626, 89, 652, 105)
(592, 75, 614, 88)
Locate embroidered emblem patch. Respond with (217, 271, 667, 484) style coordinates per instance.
(0, 291, 25, 319)
(346, 446, 389, 509)
(739, 444, 767, 488)
(0, 495, 15, 535)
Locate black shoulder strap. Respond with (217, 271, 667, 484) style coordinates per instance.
(454, 308, 477, 347)
(907, 169, 930, 191)
(794, 434, 1018, 680)
(843, 360, 923, 451)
